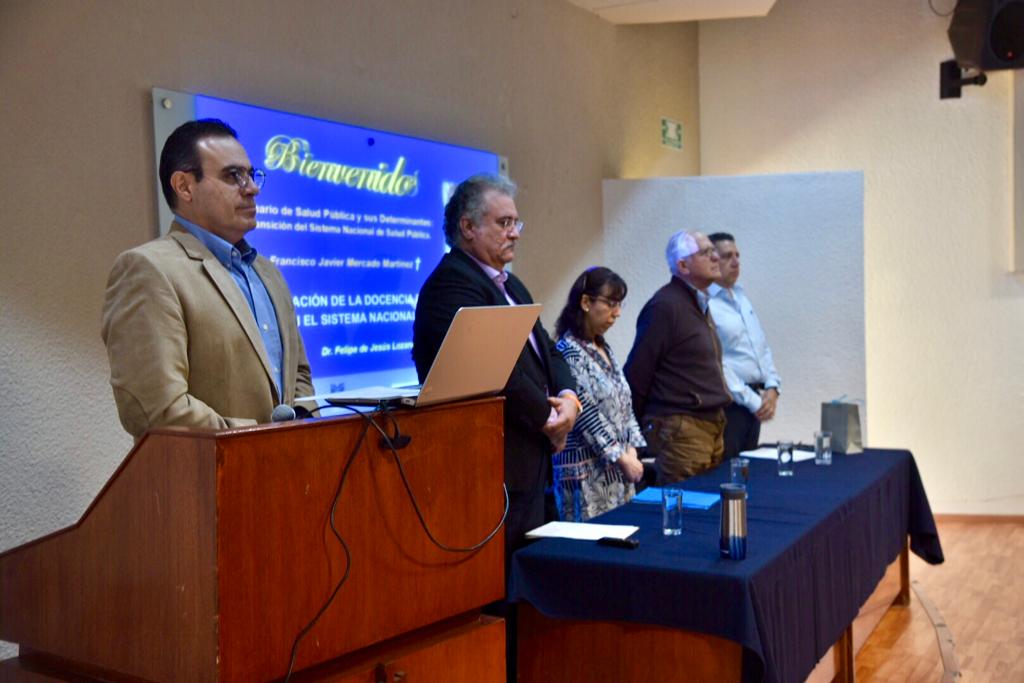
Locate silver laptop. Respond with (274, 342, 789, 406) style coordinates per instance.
(324, 304, 542, 408)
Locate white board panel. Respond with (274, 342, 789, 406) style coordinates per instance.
(602, 172, 865, 447)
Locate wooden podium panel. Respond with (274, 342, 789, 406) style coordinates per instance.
(0, 433, 219, 681)
(0, 398, 506, 682)
(215, 399, 506, 679)
(2, 615, 507, 683)
(287, 612, 506, 683)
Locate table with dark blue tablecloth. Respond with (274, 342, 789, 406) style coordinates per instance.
(508, 448, 943, 683)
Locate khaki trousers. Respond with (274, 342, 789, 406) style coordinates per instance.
(644, 412, 726, 485)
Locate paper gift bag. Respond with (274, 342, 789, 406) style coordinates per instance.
(821, 402, 863, 454)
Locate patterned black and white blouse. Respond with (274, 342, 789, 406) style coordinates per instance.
(553, 333, 646, 521)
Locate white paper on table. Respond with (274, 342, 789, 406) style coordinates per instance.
(740, 446, 816, 463)
(525, 521, 639, 541)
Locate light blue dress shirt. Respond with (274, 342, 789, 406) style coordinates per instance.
(708, 282, 780, 413)
(175, 216, 284, 396)
(682, 279, 710, 314)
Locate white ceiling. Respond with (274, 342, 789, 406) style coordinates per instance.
(565, 0, 777, 24)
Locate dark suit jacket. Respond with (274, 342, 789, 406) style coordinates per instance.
(412, 247, 575, 495)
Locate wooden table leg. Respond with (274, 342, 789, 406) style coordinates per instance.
(895, 537, 911, 607)
(832, 625, 855, 682)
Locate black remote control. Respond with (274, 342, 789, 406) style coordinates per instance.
(596, 536, 640, 549)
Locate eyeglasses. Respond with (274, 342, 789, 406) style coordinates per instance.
(495, 216, 525, 235)
(226, 167, 266, 191)
(592, 296, 624, 310)
(692, 246, 717, 259)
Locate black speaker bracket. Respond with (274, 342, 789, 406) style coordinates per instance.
(940, 59, 988, 99)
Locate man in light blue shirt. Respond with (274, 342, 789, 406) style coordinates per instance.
(102, 119, 313, 437)
(707, 233, 780, 458)
(173, 214, 285, 396)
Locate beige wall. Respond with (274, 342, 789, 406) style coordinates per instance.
(700, 0, 1024, 514)
(0, 0, 698, 578)
(3, 0, 1021, 662)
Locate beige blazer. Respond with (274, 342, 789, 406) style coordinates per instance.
(102, 223, 314, 438)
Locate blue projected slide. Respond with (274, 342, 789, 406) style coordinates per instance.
(192, 95, 499, 395)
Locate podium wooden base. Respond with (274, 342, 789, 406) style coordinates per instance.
(1, 613, 505, 683)
(0, 399, 507, 682)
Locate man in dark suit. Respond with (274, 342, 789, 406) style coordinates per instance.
(413, 174, 579, 556)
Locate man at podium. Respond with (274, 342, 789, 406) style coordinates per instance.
(413, 174, 579, 555)
(102, 119, 313, 438)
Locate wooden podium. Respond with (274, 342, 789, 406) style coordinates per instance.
(0, 398, 507, 682)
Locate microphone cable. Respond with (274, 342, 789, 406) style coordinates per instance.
(282, 404, 508, 681)
(282, 403, 370, 683)
(370, 408, 509, 553)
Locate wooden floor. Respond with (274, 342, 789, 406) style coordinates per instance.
(855, 519, 1024, 683)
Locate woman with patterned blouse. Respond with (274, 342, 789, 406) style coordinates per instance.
(552, 267, 646, 521)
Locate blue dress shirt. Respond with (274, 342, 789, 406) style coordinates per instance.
(175, 216, 284, 396)
(684, 280, 710, 314)
(708, 282, 780, 413)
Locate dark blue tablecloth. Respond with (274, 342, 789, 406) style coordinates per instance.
(509, 449, 943, 683)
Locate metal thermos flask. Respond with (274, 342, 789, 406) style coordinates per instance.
(719, 483, 747, 560)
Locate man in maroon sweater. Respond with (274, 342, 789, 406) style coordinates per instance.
(624, 230, 733, 484)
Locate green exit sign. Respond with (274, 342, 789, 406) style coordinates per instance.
(661, 117, 683, 150)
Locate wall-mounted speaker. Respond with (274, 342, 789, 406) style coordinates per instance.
(948, 0, 1024, 70)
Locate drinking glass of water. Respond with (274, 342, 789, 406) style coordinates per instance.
(777, 441, 795, 477)
(814, 431, 833, 466)
(662, 487, 684, 535)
